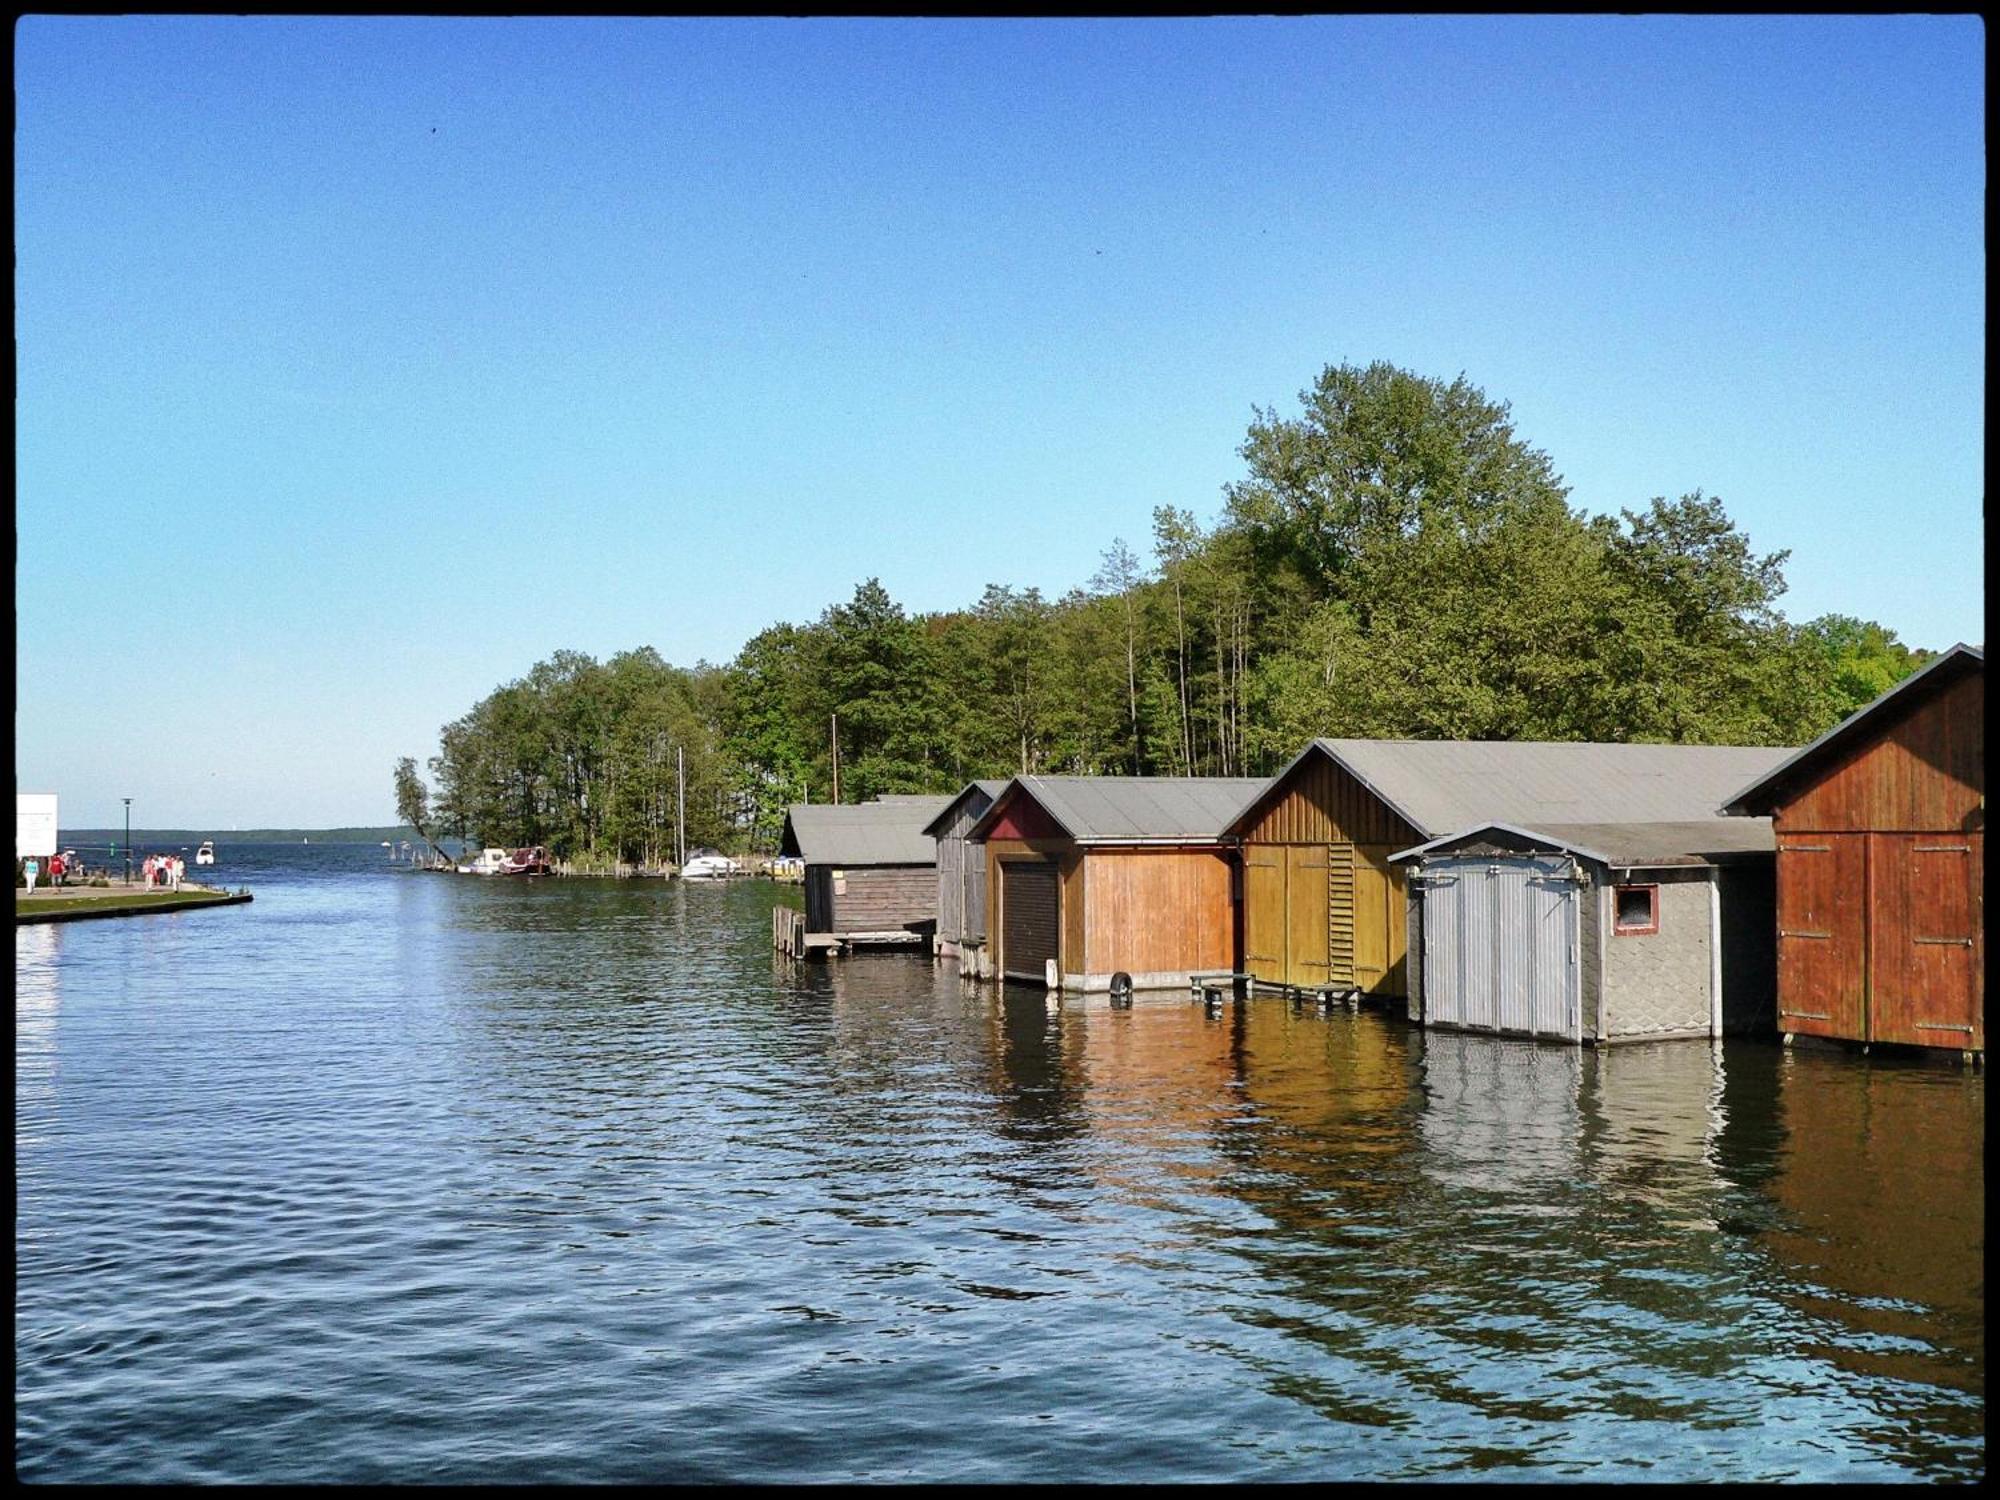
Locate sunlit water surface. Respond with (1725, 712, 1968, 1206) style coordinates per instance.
(15, 844, 1985, 1481)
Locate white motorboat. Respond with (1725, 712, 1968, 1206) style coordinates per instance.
(195, 840, 216, 866)
(457, 847, 512, 876)
(678, 851, 740, 880)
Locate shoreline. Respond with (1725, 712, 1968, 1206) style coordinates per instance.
(15, 884, 254, 924)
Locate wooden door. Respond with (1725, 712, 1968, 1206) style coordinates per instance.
(1285, 844, 1330, 987)
(1001, 860, 1061, 982)
(1351, 847, 1397, 995)
(1776, 835, 1866, 1041)
(1244, 845, 1284, 982)
(1868, 833, 1983, 1050)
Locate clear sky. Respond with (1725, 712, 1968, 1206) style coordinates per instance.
(15, 15, 1985, 828)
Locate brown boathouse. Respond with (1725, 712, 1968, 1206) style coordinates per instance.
(968, 776, 1267, 992)
(778, 796, 954, 953)
(1721, 643, 1984, 1055)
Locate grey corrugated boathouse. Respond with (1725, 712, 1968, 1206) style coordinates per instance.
(922, 779, 1009, 962)
(778, 797, 954, 951)
(1391, 814, 1779, 1045)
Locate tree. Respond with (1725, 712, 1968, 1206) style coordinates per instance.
(392, 756, 452, 866)
(1798, 614, 1935, 717)
(1090, 538, 1148, 772)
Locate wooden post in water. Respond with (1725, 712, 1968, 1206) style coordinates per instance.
(831, 713, 841, 805)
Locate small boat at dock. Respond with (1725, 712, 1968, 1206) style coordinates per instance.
(678, 851, 740, 880)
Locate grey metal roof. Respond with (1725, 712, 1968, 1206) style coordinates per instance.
(920, 779, 1010, 837)
(1392, 818, 1774, 867)
(1235, 738, 1794, 840)
(779, 797, 953, 866)
(972, 775, 1270, 844)
(1719, 642, 1985, 816)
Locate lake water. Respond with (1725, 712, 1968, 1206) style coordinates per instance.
(15, 843, 1985, 1481)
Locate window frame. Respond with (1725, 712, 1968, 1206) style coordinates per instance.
(1612, 882, 1660, 936)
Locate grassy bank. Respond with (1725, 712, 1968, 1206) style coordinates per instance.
(16, 886, 253, 924)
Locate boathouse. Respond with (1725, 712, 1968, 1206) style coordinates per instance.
(778, 796, 954, 953)
(1719, 644, 1984, 1055)
(1390, 816, 1776, 1044)
(1224, 739, 1790, 1034)
(967, 776, 1267, 991)
(922, 779, 1009, 963)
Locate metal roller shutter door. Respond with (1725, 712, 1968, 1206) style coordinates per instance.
(1003, 861, 1060, 981)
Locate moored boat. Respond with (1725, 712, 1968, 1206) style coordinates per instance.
(678, 851, 740, 880)
(195, 840, 216, 866)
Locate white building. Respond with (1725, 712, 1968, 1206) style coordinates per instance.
(17, 793, 59, 860)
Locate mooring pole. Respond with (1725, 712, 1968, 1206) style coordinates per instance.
(831, 713, 841, 805)
(676, 746, 686, 869)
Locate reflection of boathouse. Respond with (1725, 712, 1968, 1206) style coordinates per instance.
(1721, 643, 1984, 1055)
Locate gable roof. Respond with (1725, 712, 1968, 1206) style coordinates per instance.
(1391, 817, 1775, 868)
(1227, 738, 1793, 840)
(968, 775, 1270, 844)
(920, 779, 1010, 837)
(1719, 643, 1984, 817)
(778, 797, 953, 865)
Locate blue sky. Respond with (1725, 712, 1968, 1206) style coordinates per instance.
(15, 15, 1985, 827)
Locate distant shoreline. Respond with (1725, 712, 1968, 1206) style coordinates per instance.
(57, 826, 427, 845)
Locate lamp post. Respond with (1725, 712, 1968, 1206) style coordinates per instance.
(122, 798, 132, 884)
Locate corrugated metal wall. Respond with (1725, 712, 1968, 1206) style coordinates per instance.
(1420, 854, 1580, 1040)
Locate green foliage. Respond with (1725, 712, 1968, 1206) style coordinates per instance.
(1798, 614, 1936, 717)
(427, 361, 1932, 859)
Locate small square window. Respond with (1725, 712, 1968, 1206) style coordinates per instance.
(1614, 884, 1658, 935)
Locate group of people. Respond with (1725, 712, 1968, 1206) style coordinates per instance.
(19, 852, 79, 893)
(142, 854, 188, 891)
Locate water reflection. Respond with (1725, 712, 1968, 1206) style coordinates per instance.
(15, 863, 1985, 1483)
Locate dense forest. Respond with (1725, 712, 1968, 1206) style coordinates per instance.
(399, 361, 1936, 866)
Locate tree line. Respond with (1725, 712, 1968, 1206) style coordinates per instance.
(399, 360, 1936, 865)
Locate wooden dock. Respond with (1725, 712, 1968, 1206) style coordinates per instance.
(774, 906, 928, 958)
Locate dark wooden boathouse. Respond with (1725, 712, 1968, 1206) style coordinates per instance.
(1721, 643, 1984, 1055)
(778, 796, 954, 954)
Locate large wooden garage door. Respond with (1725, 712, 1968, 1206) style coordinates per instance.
(1776, 835, 1865, 1040)
(1869, 833, 1983, 1050)
(1351, 848, 1394, 994)
(1285, 845, 1331, 988)
(1244, 846, 1284, 982)
(1002, 860, 1060, 982)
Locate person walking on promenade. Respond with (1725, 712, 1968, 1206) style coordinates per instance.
(142, 854, 156, 888)
(48, 852, 64, 888)
(168, 856, 182, 892)
(24, 856, 40, 894)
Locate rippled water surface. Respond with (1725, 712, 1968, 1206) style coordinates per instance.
(16, 844, 1985, 1481)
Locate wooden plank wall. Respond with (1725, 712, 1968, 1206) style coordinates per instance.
(1081, 848, 1234, 976)
(1238, 748, 1423, 846)
(1777, 673, 1983, 833)
(832, 865, 937, 933)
